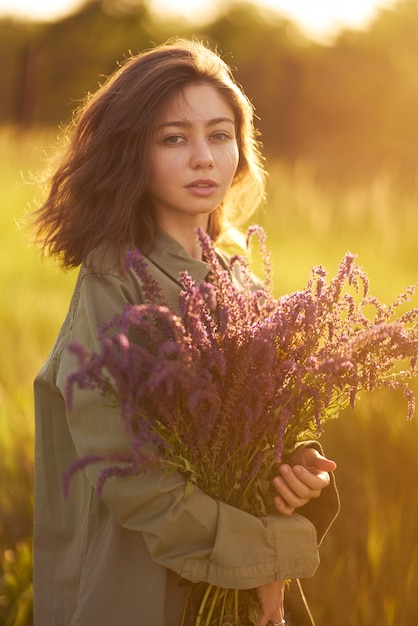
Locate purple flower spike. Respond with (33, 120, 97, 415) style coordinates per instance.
(64, 227, 418, 520)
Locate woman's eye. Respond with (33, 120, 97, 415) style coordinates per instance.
(164, 135, 184, 145)
(211, 132, 230, 141)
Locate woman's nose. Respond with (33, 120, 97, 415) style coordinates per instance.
(190, 140, 214, 169)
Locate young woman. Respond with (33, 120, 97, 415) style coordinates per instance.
(32, 38, 339, 626)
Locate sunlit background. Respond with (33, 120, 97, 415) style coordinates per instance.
(1, 1, 418, 625)
(0, 0, 397, 40)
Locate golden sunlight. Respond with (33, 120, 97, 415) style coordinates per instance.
(0, 0, 397, 41)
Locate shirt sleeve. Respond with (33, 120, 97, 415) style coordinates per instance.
(56, 270, 321, 590)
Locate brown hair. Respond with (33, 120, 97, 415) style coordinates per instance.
(32, 37, 266, 270)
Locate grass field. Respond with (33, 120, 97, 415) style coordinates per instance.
(1, 128, 418, 625)
(0, 129, 76, 625)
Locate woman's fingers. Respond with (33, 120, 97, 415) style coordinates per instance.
(272, 461, 332, 514)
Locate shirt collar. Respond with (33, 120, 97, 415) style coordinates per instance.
(146, 230, 210, 285)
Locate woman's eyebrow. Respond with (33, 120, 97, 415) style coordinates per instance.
(156, 116, 235, 130)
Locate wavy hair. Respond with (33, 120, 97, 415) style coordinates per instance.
(32, 37, 267, 270)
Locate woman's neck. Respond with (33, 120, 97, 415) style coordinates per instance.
(158, 216, 209, 259)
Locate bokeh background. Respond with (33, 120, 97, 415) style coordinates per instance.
(1, 0, 418, 624)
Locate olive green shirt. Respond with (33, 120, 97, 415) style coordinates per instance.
(33, 230, 339, 626)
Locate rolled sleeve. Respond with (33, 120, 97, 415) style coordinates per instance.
(182, 507, 319, 589)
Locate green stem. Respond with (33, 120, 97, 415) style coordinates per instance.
(195, 584, 214, 626)
(218, 588, 228, 625)
(204, 585, 222, 626)
(234, 588, 239, 625)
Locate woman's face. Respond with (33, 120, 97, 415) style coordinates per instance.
(146, 83, 239, 233)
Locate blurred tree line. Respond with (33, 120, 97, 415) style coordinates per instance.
(2, 0, 418, 186)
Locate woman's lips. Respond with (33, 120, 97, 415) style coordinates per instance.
(186, 179, 219, 196)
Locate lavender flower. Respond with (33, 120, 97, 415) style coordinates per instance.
(65, 226, 418, 626)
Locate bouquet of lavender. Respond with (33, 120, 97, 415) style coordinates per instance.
(65, 226, 418, 625)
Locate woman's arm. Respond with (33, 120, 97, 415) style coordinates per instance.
(56, 270, 321, 590)
(60, 379, 320, 589)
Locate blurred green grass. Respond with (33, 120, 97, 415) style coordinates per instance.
(0, 129, 76, 625)
(0, 130, 76, 430)
(1, 128, 418, 625)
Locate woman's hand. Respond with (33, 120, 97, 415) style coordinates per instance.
(255, 580, 285, 626)
(272, 447, 336, 516)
